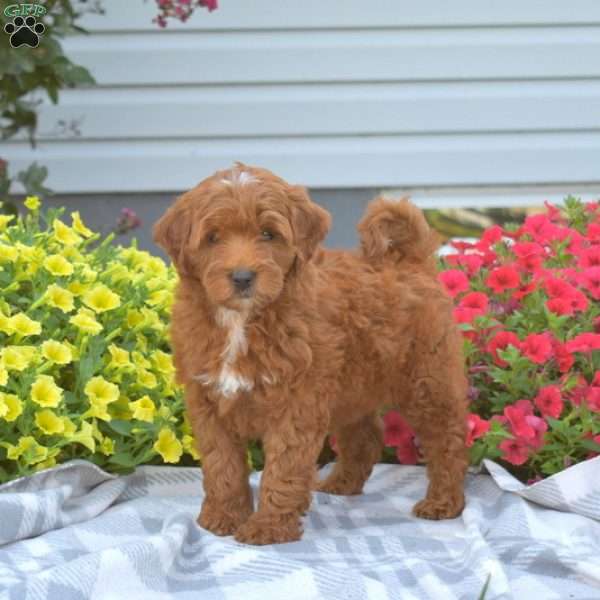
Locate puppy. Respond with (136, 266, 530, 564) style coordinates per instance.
(154, 164, 468, 545)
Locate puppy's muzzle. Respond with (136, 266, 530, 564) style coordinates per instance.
(230, 269, 256, 296)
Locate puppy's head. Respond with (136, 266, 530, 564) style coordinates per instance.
(153, 163, 330, 312)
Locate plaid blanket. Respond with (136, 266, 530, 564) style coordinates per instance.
(1, 459, 599, 600)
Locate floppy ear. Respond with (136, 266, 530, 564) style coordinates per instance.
(153, 199, 193, 275)
(289, 186, 331, 262)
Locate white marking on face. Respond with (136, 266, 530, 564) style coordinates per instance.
(221, 169, 258, 187)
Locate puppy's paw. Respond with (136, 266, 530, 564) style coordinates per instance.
(316, 475, 364, 496)
(234, 512, 302, 545)
(198, 503, 252, 536)
(412, 496, 464, 520)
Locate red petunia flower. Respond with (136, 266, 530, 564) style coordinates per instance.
(486, 265, 520, 294)
(499, 438, 530, 465)
(466, 414, 490, 447)
(579, 266, 600, 300)
(504, 404, 535, 440)
(546, 297, 573, 316)
(565, 333, 600, 354)
(534, 385, 563, 419)
(525, 414, 548, 450)
(551, 338, 575, 373)
(578, 246, 600, 269)
(396, 438, 419, 465)
(487, 331, 521, 367)
(459, 291, 489, 315)
(521, 333, 553, 364)
(438, 270, 469, 298)
(383, 411, 414, 447)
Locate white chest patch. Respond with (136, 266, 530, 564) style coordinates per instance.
(193, 307, 253, 397)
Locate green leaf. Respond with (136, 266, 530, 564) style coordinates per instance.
(107, 420, 135, 436)
(581, 439, 600, 453)
(108, 452, 137, 468)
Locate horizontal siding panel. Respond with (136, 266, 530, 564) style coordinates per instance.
(63, 28, 600, 86)
(7, 133, 600, 193)
(34, 81, 600, 140)
(79, 0, 600, 31)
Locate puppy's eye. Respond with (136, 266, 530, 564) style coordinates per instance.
(260, 230, 275, 241)
(207, 232, 219, 244)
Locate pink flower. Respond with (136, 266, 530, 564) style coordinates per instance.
(438, 270, 469, 298)
(459, 292, 489, 315)
(534, 386, 563, 419)
(453, 307, 479, 327)
(499, 438, 530, 465)
(579, 266, 600, 300)
(546, 297, 573, 316)
(396, 439, 419, 465)
(525, 414, 548, 450)
(383, 411, 414, 447)
(487, 331, 521, 367)
(585, 387, 600, 412)
(200, 0, 218, 10)
(486, 266, 520, 294)
(551, 339, 574, 373)
(521, 333, 553, 364)
(565, 333, 600, 354)
(466, 414, 490, 447)
(578, 246, 600, 269)
(513, 281, 537, 300)
(512, 241, 545, 271)
(504, 404, 535, 440)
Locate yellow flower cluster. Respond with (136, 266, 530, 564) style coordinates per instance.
(0, 198, 196, 483)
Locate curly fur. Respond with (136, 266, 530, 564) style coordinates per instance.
(154, 164, 468, 545)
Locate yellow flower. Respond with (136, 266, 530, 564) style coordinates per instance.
(84, 376, 119, 421)
(44, 254, 74, 277)
(0, 363, 8, 386)
(0, 394, 22, 421)
(0, 214, 15, 230)
(130, 395, 156, 422)
(83, 284, 121, 313)
(24, 195, 41, 211)
(182, 434, 200, 460)
(104, 263, 130, 283)
(34, 456, 57, 472)
(71, 211, 93, 238)
(42, 340, 73, 365)
(153, 351, 175, 376)
(132, 351, 151, 370)
(126, 309, 145, 329)
(0, 312, 13, 335)
(108, 344, 131, 369)
(10, 313, 42, 337)
(1, 346, 36, 371)
(153, 428, 182, 464)
(6, 436, 48, 464)
(62, 246, 83, 262)
(52, 219, 82, 246)
(99, 437, 114, 456)
(136, 333, 148, 353)
(137, 369, 157, 389)
(67, 421, 95, 452)
(67, 281, 89, 296)
(35, 409, 65, 435)
(45, 284, 75, 313)
(0, 244, 18, 262)
(69, 308, 102, 335)
(31, 374, 63, 407)
(62, 416, 77, 435)
(146, 289, 171, 308)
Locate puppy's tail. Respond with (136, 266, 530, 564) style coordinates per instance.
(357, 196, 440, 265)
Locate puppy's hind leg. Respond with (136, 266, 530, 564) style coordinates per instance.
(317, 413, 383, 495)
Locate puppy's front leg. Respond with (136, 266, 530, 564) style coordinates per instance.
(234, 417, 326, 545)
(186, 385, 253, 536)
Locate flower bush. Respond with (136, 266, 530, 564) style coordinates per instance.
(0, 198, 198, 484)
(380, 197, 600, 482)
(154, 0, 218, 27)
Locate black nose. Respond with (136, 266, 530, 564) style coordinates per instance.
(231, 270, 256, 292)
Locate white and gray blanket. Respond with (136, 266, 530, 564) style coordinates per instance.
(0, 459, 599, 600)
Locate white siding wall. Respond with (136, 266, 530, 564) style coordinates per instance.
(5, 1, 600, 198)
